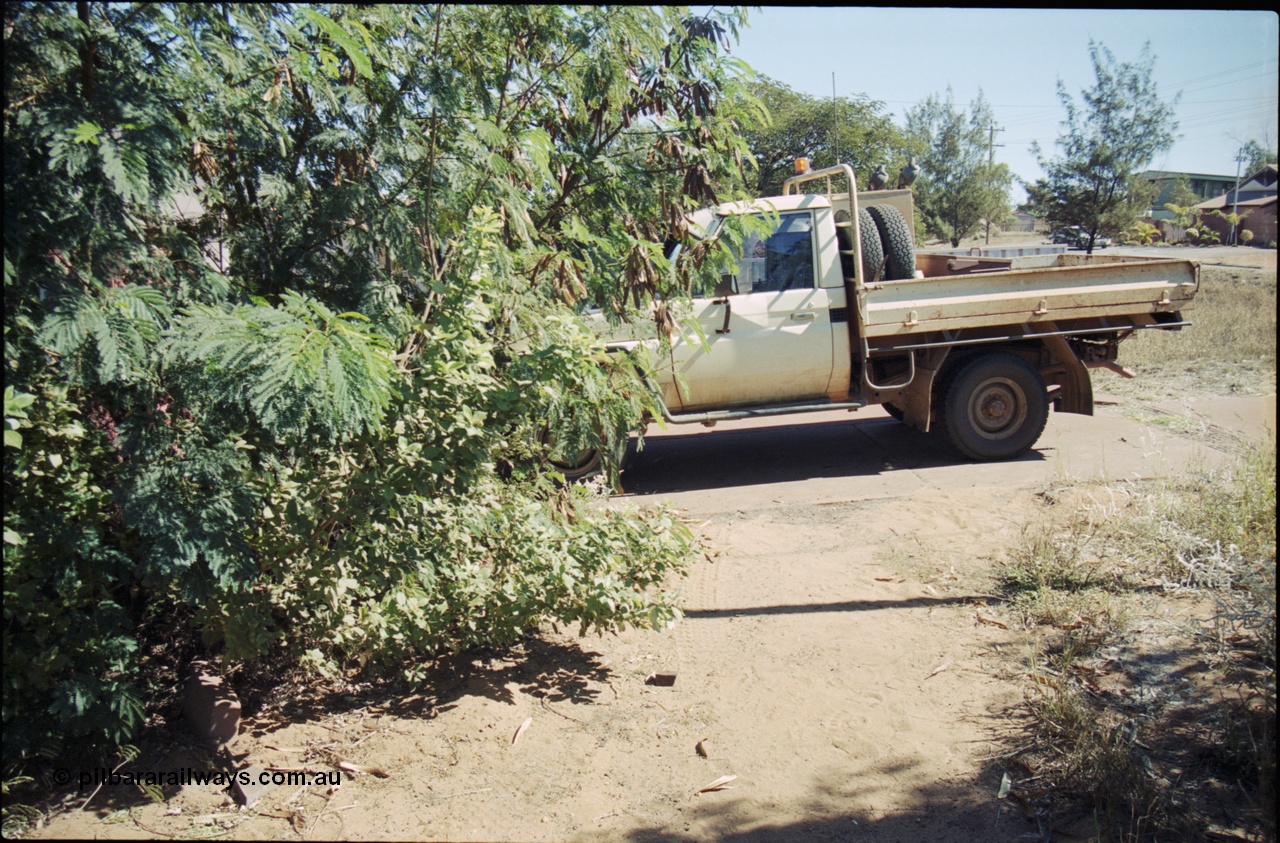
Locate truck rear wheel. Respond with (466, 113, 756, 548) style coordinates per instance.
(941, 353, 1048, 461)
(866, 204, 916, 281)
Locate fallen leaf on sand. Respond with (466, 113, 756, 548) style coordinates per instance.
(696, 775, 737, 794)
(695, 739, 709, 758)
(512, 717, 533, 747)
(337, 760, 390, 778)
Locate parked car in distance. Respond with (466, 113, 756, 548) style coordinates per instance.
(1050, 226, 1111, 249)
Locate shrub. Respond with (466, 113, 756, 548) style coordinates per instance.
(3, 2, 752, 773)
(1123, 220, 1160, 246)
(4, 384, 143, 761)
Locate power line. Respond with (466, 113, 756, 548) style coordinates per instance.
(1167, 58, 1277, 89)
(870, 60, 1276, 113)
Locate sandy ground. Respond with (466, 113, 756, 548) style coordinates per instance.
(29, 391, 1275, 843)
(26, 251, 1276, 842)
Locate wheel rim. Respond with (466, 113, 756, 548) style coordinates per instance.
(549, 444, 599, 473)
(966, 377, 1028, 440)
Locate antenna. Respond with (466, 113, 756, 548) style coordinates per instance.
(832, 72, 839, 167)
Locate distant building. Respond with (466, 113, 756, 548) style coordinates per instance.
(1005, 210, 1047, 233)
(1139, 170, 1238, 220)
(1193, 164, 1278, 246)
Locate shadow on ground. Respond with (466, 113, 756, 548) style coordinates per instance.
(594, 752, 1062, 843)
(622, 415, 1046, 495)
(39, 636, 615, 818)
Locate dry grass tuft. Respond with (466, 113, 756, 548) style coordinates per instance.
(1098, 265, 1277, 402)
(1000, 443, 1276, 841)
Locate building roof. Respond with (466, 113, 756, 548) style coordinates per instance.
(1190, 164, 1278, 209)
(1239, 163, 1277, 189)
(1194, 194, 1277, 211)
(1140, 169, 1237, 182)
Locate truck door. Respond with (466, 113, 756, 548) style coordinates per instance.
(671, 210, 836, 411)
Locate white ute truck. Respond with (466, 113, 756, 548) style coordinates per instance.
(572, 163, 1198, 476)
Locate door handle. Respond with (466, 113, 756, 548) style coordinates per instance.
(789, 311, 817, 322)
(712, 297, 731, 333)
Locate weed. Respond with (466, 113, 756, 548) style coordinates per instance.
(1027, 688, 1170, 836)
(1004, 442, 1276, 840)
(1, 775, 40, 838)
(1004, 518, 1101, 596)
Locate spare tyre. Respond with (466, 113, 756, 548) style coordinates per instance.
(858, 207, 884, 284)
(837, 208, 884, 284)
(866, 204, 916, 281)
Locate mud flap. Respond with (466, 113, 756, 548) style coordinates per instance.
(900, 347, 950, 432)
(1041, 333, 1094, 416)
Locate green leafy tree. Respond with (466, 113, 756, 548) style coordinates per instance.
(4, 2, 757, 770)
(1164, 175, 1200, 210)
(1025, 41, 1179, 254)
(738, 75, 910, 197)
(906, 89, 1013, 247)
(1240, 138, 1277, 175)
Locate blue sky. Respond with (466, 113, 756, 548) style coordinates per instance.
(724, 8, 1278, 202)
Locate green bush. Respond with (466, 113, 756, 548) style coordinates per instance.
(4, 384, 142, 760)
(3, 2, 754, 771)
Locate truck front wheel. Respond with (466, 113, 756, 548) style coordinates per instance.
(941, 353, 1048, 461)
(543, 430, 630, 482)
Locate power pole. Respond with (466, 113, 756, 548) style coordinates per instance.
(1229, 147, 1246, 245)
(985, 123, 1004, 244)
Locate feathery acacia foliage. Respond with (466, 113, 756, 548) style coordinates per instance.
(906, 89, 1013, 247)
(4, 2, 756, 769)
(1025, 41, 1178, 254)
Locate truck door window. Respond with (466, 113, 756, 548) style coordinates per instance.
(730, 212, 815, 294)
